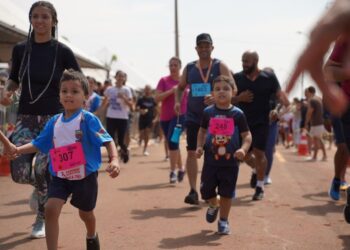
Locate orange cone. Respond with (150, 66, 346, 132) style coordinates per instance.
(298, 132, 309, 156)
(0, 156, 10, 176)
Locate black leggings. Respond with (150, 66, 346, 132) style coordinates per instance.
(106, 117, 128, 151)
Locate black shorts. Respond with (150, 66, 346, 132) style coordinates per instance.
(139, 118, 153, 130)
(250, 123, 269, 151)
(200, 164, 239, 199)
(48, 172, 98, 211)
(185, 121, 200, 151)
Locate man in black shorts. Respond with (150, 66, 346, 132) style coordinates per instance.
(233, 51, 289, 200)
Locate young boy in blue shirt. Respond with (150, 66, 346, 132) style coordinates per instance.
(196, 75, 251, 235)
(13, 69, 120, 250)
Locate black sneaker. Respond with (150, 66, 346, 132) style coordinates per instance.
(184, 190, 199, 205)
(121, 149, 129, 163)
(206, 206, 219, 223)
(177, 170, 186, 182)
(252, 186, 264, 201)
(86, 234, 100, 250)
(250, 173, 257, 189)
(344, 187, 350, 223)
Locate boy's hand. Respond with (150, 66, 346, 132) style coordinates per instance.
(234, 148, 246, 161)
(195, 147, 203, 159)
(106, 159, 120, 178)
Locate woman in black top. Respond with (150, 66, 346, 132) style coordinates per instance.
(1, 1, 80, 239)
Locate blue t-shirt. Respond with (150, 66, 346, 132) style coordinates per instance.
(32, 109, 112, 176)
(87, 92, 102, 113)
(200, 105, 249, 167)
(185, 58, 221, 124)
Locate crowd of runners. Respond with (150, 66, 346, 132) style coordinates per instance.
(2, 0, 350, 249)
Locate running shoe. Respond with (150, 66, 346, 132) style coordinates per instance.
(169, 172, 177, 184)
(250, 173, 257, 188)
(86, 233, 100, 250)
(30, 215, 45, 239)
(252, 186, 264, 201)
(143, 151, 150, 156)
(206, 205, 219, 223)
(120, 149, 129, 163)
(264, 176, 272, 185)
(177, 170, 186, 182)
(344, 187, 350, 224)
(217, 219, 230, 235)
(184, 190, 199, 205)
(340, 181, 349, 191)
(329, 178, 341, 201)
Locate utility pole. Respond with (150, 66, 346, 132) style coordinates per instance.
(174, 0, 179, 57)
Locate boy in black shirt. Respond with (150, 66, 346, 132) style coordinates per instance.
(196, 75, 251, 235)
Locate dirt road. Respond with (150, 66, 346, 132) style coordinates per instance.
(0, 143, 350, 249)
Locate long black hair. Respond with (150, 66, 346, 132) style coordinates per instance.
(17, 1, 59, 104)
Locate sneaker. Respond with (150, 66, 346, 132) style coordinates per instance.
(217, 219, 230, 235)
(121, 149, 129, 163)
(329, 178, 341, 201)
(344, 187, 350, 224)
(340, 181, 349, 191)
(177, 170, 185, 182)
(86, 233, 100, 250)
(29, 189, 39, 213)
(30, 215, 45, 239)
(252, 186, 264, 201)
(250, 173, 257, 189)
(206, 206, 219, 223)
(184, 190, 199, 205)
(264, 176, 272, 185)
(143, 151, 149, 156)
(164, 156, 169, 161)
(170, 172, 177, 184)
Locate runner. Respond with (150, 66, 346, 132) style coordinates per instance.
(0, 1, 80, 238)
(86, 76, 102, 114)
(323, 35, 350, 201)
(303, 86, 327, 161)
(285, 0, 350, 116)
(11, 70, 120, 250)
(136, 84, 157, 156)
(102, 70, 133, 163)
(156, 57, 187, 183)
(233, 51, 289, 200)
(196, 75, 251, 234)
(175, 33, 235, 204)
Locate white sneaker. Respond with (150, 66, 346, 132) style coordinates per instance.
(29, 189, 38, 213)
(170, 172, 177, 184)
(30, 216, 45, 239)
(264, 176, 272, 185)
(143, 151, 149, 156)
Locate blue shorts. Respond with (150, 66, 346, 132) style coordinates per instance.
(200, 164, 239, 199)
(48, 172, 98, 211)
(160, 115, 185, 150)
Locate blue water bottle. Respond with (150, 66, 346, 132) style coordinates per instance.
(171, 115, 182, 143)
(171, 124, 182, 143)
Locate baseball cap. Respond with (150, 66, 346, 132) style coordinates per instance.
(196, 33, 213, 45)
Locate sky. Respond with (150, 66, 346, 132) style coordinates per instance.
(9, 0, 332, 98)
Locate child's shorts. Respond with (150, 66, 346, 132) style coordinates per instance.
(48, 171, 98, 211)
(200, 164, 239, 200)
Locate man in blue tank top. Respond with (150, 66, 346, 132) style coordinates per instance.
(175, 33, 235, 205)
